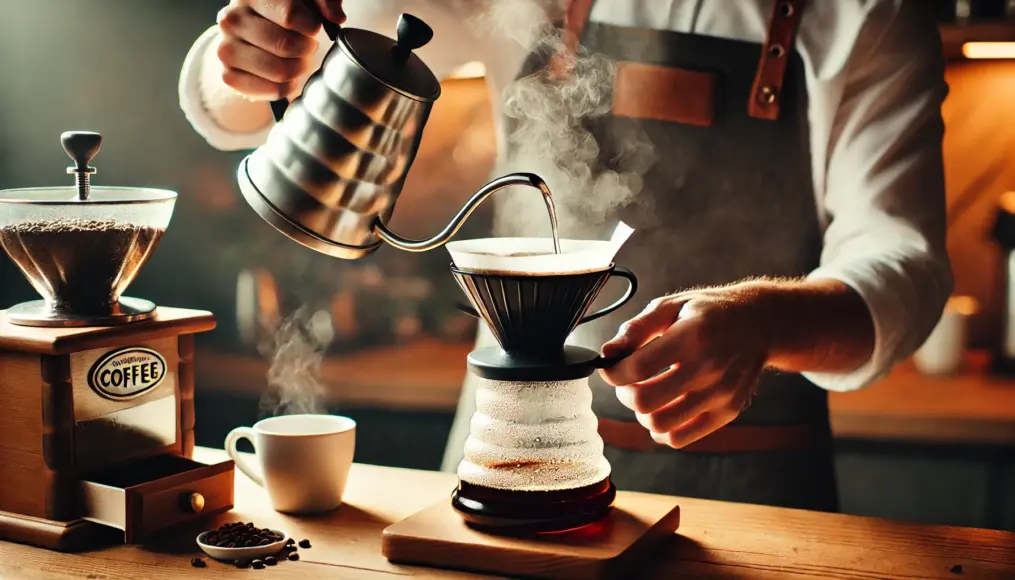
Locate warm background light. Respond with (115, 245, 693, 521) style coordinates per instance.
(962, 42, 1015, 59)
(446, 61, 487, 80)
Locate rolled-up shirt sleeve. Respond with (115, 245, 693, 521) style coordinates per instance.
(803, 2, 953, 392)
(178, 0, 484, 152)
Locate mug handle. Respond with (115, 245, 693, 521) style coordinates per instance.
(579, 266, 638, 325)
(225, 427, 264, 487)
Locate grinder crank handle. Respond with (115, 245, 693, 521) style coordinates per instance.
(268, 1, 341, 123)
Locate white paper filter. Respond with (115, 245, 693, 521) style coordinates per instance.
(447, 222, 634, 275)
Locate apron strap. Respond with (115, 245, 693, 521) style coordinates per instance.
(748, 0, 808, 120)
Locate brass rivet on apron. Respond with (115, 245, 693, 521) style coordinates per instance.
(758, 86, 777, 105)
(778, 2, 794, 17)
(768, 44, 786, 58)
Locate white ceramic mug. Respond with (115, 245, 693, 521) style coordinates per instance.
(225, 414, 356, 514)
(914, 296, 979, 376)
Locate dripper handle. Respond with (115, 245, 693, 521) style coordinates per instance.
(578, 267, 638, 325)
(268, 1, 341, 123)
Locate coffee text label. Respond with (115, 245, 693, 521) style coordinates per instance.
(87, 347, 168, 400)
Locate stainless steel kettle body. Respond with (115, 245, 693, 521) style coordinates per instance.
(237, 14, 558, 259)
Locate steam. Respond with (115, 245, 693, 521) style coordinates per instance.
(259, 306, 333, 416)
(472, 0, 657, 239)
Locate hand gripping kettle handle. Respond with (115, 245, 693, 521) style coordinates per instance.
(268, 3, 341, 123)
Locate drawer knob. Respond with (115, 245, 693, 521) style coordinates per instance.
(188, 492, 206, 513)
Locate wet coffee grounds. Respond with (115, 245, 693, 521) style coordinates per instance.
(0, 218, 163, 314)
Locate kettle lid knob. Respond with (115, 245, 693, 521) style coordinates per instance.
(335, 13, 441, 102)
(394, 14, 433, 56)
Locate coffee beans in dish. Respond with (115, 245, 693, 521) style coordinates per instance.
(203, 522, 284, 548)
(191, 558, 206, 568)
(299, 539, 311, 549)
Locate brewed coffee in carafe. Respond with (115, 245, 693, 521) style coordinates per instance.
(446, 226, 637, 533)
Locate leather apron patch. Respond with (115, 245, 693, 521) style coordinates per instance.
(612, 62, 716, 126)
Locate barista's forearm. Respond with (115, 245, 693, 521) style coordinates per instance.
(759, 278, 876, 374)
(198, 35, 274, 135)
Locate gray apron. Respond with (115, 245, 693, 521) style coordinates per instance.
(442, 0, 838, 513)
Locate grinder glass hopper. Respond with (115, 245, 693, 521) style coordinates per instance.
(0, 132, 176, 327)
(444, 227, 638, 533)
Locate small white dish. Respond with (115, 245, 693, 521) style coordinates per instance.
(196, 529, 290, 562)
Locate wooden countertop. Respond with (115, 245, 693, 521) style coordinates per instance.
(2, 447, 1013, 579)
(829, 351, 1015, 445)
(196, 343, 1015, 445)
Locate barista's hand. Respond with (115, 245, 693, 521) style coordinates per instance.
(216, 0, 346, 99)
(599, 283, 775, 449)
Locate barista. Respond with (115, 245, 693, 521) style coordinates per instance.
(179, 0, 951, 512)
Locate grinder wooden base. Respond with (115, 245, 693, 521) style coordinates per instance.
(382, 490, 681, 580)
(0, 511, 116, 552)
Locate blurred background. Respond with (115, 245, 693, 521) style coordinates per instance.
(1, 0, 1014, 532)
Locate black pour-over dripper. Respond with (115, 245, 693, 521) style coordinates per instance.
(450, 265, 637, 360)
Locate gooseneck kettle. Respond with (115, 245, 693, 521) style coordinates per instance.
(237, 13, 558, 259)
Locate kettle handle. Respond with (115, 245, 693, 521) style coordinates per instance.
(268, 3, 341, 123)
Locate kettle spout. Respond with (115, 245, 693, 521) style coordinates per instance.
(373, 172, 560, 254)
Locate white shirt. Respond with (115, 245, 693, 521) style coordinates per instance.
(178, 0, 953, 393)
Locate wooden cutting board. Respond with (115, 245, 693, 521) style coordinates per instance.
(381, 491, 681, 580)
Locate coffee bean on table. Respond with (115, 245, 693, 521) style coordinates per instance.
(286, 538, 296, 546)
(288, 552, 300, 561)
(265, 556, 277, 566)
(299, 539, 311, 549)
(191, 558, 206, 568)
(252, 559, 264, 569)
(235, 559, 250, 568)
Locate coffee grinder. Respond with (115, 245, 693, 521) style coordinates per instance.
(0, 132, 234, 551)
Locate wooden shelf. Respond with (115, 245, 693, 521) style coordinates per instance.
(194, 339, 471, 412)
(195, 344, 1015, 445)
(828, 350, 1015, 445)
(940, 20, 1015, 59)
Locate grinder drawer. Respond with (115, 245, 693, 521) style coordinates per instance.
(80, 454, 234, 543)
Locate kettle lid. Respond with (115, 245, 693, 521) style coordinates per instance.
(339, 13, 442, 103)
